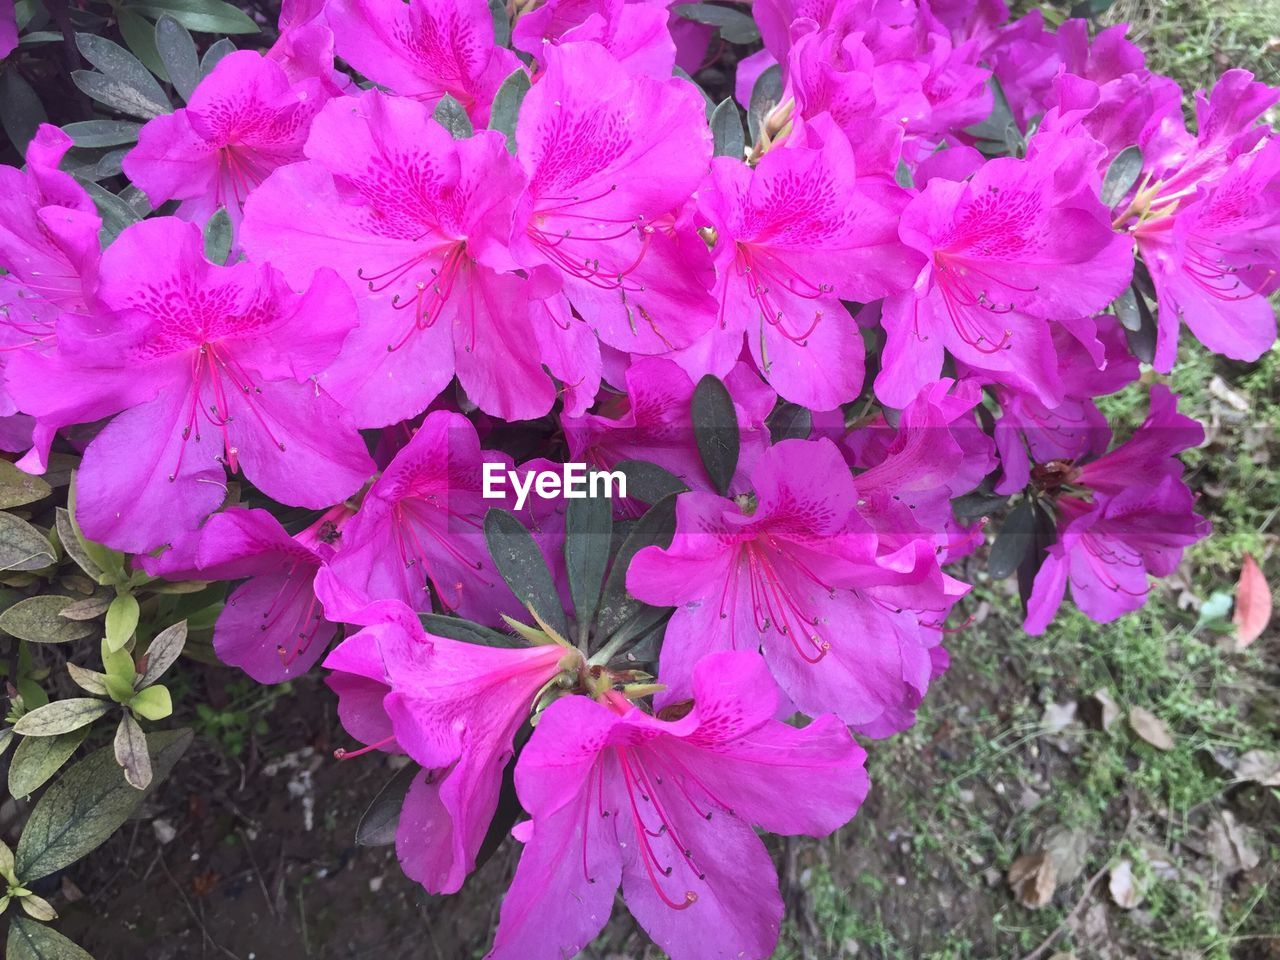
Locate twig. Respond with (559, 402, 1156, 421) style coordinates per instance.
(1016, 860, 1110, 960)
(238, 827, 279, 920)
(158, 853, 240, 960)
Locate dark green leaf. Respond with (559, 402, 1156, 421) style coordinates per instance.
(12, 699, 111, 737)
(484, 509, 568, 636)
(614, 460, 689, 506)
(15, 728, 192, 882)
(488, 68, 530, 152)
(894, 157, 915, 189)
(203, 208, 232, 263)
(767, 402, 812, 443)
(564, 495, 612, 630)
(199, 37, 236, 78)
(473, 722, 531, 872)
(7, 916, 94, 960)
(0, 514, 54, 572)
(595, 494, 678, 639)
(132, 0, 259, 34)
(355, 763, 418, 846)
(1101, 145, 1142, 209)
(691, 374, 740, 496)
(117, 7, 169, 82)
(0, 69, 48, 154)
(433, 93, 473, 138)
(673, 3, 760, 43)
(604, 603, 671, 662)
(988, 499, 1033, 580)
(78, 179, 141, 245)
(1124, 284, 1157, 363)
(710, 97, 745, 159)
(61, 119, 142, 148)
(74, 33, 170, 114)
(8, 728, 89, 797)
(156, 15, 200, 101)
(952, 490, 1009, 521)
(1017, 500, 1058, 608)
(0, 596, 98, 643)
(488, 0, 511, 48)
(673, 65, 715, 120)
(964, 76, 1017, 146)
(419, 613, 523, 648)
(1112, 286, 1142, 332)
(71, 70, 165, 119)
(747, 63, 782, 144)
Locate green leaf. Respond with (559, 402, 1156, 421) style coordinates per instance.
(419, 613, 524, 648)
(54, 509, 104, 583)
(613, 460, 689, 506)
(74, 33, 170, 116)
(564, 495, 612, 630)
(61, 119, 142, 148)
(128, 683, 172, 721)
(894, 157, 915, 189)
(484, 509, 569, 637)
(747, 63, 782, 144)
(66, 476, 129, 584)
(105, 592, 140, 652)
(8, 728, 89, 797)
(594, 494, 678, 639)
(1101, 145, 1142, 209)
(964, 76, 1018, 149)
(15, 728, 192, 882)
(20, 893, 58, 922)
(117, 6, 169, 82)
(66, 662, 111, 695)
(12, 699, 111, 737)
(0, 461, 51, 509)
(199, 37, 236, 78)
(355, 763, 418, 846)
(691, 374, 740, 496)
(673, 3, 760, 43)
(433, 93, 473, 138)
(155, 15, 199, 101)
(488, 0, 510, 48)
(202, 208, 232, 264)
(78, 179, 142, 245)
(1124, 284, 1157, 364)
(0, 596, 97, 643)
(988, 499, 1033, 580)
(710, 98, 745, 159)
(7, 916, 94, 960)
(132, 0, 259, 34)
(58, 596, 112, 621)
(138, 620, 187, 687)
(0, 727, 13, 758)
(1016, 500, 1058, 609)
(488, 68, 530, 152)
(0, 514, 55, 572)
(113, 712, 152, 789)
(767, 402, 812, 443)
(102, 638, 136, 688)
(0, 69, 48, 154)
(1112, 286, 1142, 333)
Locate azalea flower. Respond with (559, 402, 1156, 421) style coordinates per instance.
(488, 651, 867, 960)
(326, 600, 578, 894)
(511, 0, 677, 78)
(123, 51, 329, 240)
(7, 217, 372, 553)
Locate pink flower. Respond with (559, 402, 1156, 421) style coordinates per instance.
(512, 42, 717, 356)
(241, 89, 592, 425)
(627, 438, 952, 733)
(325, 0, 519, 124)
(488, 651, 867, 960)
(7, 217, 373, 553)
(511, 0, 676, 78)
(325, 600, 577, 894)
(687, 123, 919, 409)
(314, 411, 525, 627)
(123, 51, 328, 238)
(875, 132, 1134, 409)
(562, 357, 775, 496)
(0, 1, 16, 60)
(1022, 384, 1210, 633)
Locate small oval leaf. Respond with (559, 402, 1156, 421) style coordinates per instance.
(0, 596, 98, 643)
(484, 509, 568, 637)
(691, 374, 740, 496)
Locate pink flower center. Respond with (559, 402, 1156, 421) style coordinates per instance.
(719, 535, 833, 664)
(357, 240, 470, 350)
(389, 495, 489, 611)
(731, 242, 833, 349)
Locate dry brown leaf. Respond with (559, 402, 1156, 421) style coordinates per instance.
(1108, 859, 1143, 909)
(1234, 749, 1280, 787)
(1041, 700, 1078, 734)
(1093, 688, 1120, 732)
(1206, 810, 1261, 876)
(1128, 706, 1175, 751)
(1233, 553, 1272, 650)
(1008, 850, 1058, 908)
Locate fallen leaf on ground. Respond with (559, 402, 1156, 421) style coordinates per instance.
(1233, 553, 1272, 650)
(1206, 810, 1261, 876)
(1209, 375, 1250, 412)
(1041, 700, 1078, 734)
(1093, 688, 1120, 732)
(1128, 706, 1175, 751)
(1008, 850, 1057, 908)
(1234, 749, 1280, 787)
(1108, 859, 1144, 909)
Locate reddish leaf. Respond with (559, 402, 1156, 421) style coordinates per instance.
(1233, 553, 1272, 650)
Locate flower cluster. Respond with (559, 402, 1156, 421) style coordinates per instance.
(2, 0, 1274, 956)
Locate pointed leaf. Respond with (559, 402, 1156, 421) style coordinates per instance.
(139, 620, 187, 687)
(131, 0, 259, 34)
(595, 494, 678, 639)
(155, 15, 199, 101)
(488, 68, 530, 152)
(710, 98, 745, 159)
(0, 69, 47, 154)
(613, 460, 689, 505)
(74, 33, 170, 114)
(15, 728, 192, 882)
(747, 63, 782, 143)
(0, 460, 51, 509)
(0, 596, 98, 643)
(767, 402, 813, 443)
(673, 3, 760, 43)
(691, 374, 740, 496)
(988, 500, 1033, 580)
(58, 596, 113, 621)
(488, 0, 511, 48)
(418, 613, 524, 648)
(78, 178, 143, 244)
(128, 684, 172, 721)
(114, 712, 152, 789)
(7, 916, 94, 960)
(355, 763, 418, 846)
(66, 662, 111, 695)
(203, 207, 231, 263)
(564, 495, 612, 629)
(104, 592, 140, 652)
(433, 93, 473, 138)
(117, 7, 169, 82)
(13, 699, 111, 737)
(1101, 145, 1142, 209)
(0, 514, 55, 572)
(8, 728, 89, 797)
(199, 37, 236, 78)
(484, 509, 568, 637)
